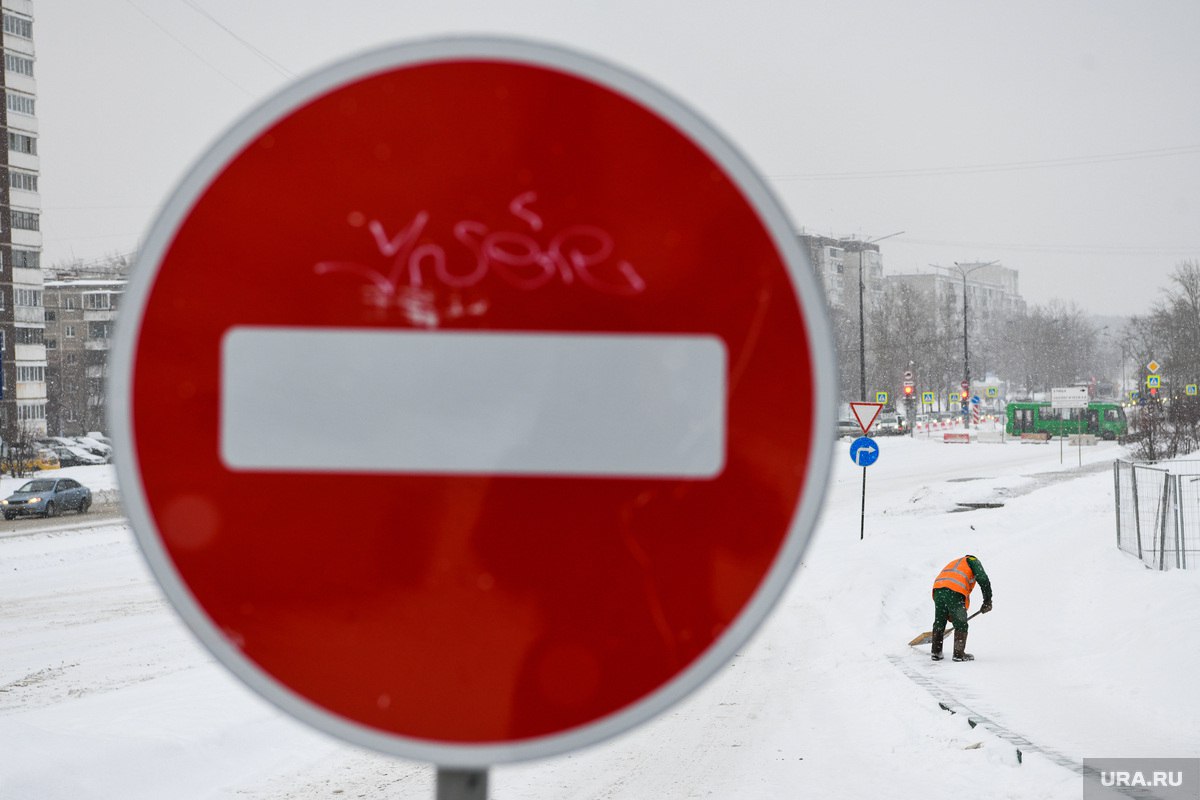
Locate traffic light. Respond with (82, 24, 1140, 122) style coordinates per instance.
(960, 389, 969, 401)
(903, 385, 914, 397)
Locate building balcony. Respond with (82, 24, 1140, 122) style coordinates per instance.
(6, 150, 38, 172)
(10, 228, 41, 248)
(14, 343, 45, 361)
(13, 267, 41, 285)
(14, 381, 46, 400)
(13, 306, 43, 324)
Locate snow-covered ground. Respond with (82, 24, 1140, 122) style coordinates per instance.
(0, 435, 1196, 799)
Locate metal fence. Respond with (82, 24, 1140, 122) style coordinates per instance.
(1113, 460, 1200, 569)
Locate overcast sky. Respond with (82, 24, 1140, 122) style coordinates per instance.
(31, 1, 1200, 318)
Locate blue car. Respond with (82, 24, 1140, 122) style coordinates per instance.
(2, 477, 92, 519)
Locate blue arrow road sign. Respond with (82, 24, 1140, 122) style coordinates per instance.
(849, 436, 879, 467)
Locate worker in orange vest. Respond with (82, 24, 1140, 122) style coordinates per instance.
(931, 555, 993, 661)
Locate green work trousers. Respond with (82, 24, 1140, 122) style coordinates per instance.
(932, 587, 970, 638)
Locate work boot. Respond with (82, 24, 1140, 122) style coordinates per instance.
(952, 629, 974, 662)
(931, 629, 945, 661)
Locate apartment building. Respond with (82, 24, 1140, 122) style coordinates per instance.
(43, 277, 122, 436)
(0, 0, 46, 442)
(797, 233, 885, 312)
(887, 262, 1027, 319)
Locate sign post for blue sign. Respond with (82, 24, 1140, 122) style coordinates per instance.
(849, 435, 880, 540)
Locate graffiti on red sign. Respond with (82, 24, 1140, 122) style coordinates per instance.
(314, 192, 648, 325)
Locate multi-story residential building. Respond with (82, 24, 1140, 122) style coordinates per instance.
(43, 277, 123, 436)
(797, 232, 884, 312)
(886, 262, 1026, 319)
(0, 0, 46, 443)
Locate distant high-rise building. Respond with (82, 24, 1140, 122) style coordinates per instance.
(887, 262, 1026, 319)
(797, 233, 886, 312)
(0, 0, 47, 443)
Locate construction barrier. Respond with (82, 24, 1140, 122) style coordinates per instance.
(1114, 460, 1200, 570)
(912, 414, 1003, 437)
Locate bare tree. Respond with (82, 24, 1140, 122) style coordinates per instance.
(1, 422, 43, 478)
(1124, 260, 1200, 458)
(867, 282, 937, 401)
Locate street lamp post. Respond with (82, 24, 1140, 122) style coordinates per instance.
(1118, 340, 1129, 401)
(941, 260, 997, 426)
(855, 231, 905, 401)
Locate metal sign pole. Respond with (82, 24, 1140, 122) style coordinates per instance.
(860, 466, 867, 540)
(436, 767, 489, 800)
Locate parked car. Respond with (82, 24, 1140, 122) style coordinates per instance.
(72, 436, 113, 462)
(1, 477, 92, 519)
(51, 445, 106, 468)
(85, 432, 112, 446)
(6, 448, 61, 472)
(875, 413, 906, 436)
(837, 419, 861, 438)
(36, 437, 110, 464)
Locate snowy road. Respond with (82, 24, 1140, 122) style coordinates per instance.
(0, 441, 1196, 799)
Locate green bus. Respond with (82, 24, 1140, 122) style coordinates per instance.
(1005, 401, 1128, 440)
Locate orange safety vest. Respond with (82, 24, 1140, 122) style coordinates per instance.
(932, 556, 977, 609)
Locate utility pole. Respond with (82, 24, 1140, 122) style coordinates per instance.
(937, 261, 997, 426)
(855, 231, 904, 401)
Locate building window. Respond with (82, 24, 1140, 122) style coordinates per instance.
(7, 132, 36, 155)
(3, 13, 33, 39)
(44, 309, 55, 321)
(17, 403, 46, 422)
(64, 296, 75, 310)
(64, 325, 75, 338)
(11, 249, 39, 269)
(11, 210, 39, 231)
(14, 288, 41, 307)
(9, 170, 37, 192)
(45, 338, 56, 350)
(84, 293, 112, 310)
(88, 321, 112, 340)
(16, 366, 44, 382)
(14, 327, 43, 345)
(4, 53, 34, 76)
(5, 91, 34, 116)
(65, 353, 77, 365)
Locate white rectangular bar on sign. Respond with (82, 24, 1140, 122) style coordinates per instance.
(220, 326, 727, 478)
(1050, 386, 1089, 409)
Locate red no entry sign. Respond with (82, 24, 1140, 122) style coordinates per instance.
(110, 38, 835, 766)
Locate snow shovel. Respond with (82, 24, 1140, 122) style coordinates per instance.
(908, 610, 983, 647)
